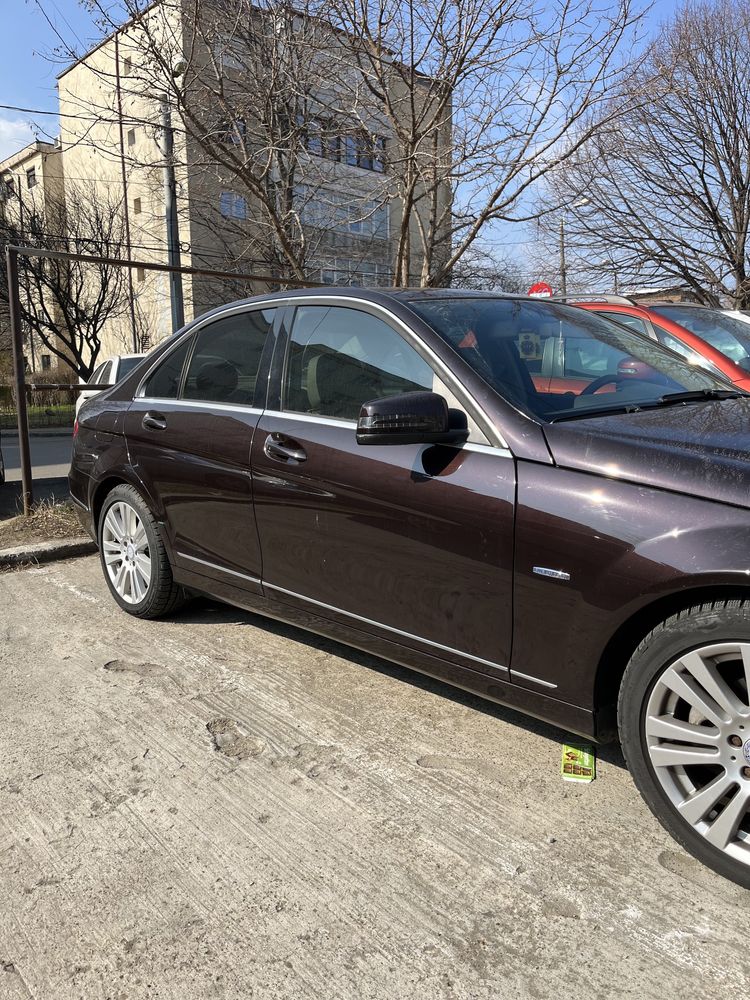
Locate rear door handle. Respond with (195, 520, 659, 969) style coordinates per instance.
(264, 432, 307, 463)
(142, 411, 167, 431)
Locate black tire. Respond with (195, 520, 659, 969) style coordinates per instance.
(97, 483, 186, 619)
(619, 600, 750, 888)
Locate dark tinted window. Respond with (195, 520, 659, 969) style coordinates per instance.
(408, 296, 728, 421)
(87, 361, 107, 386)
(117, 357, 143, 381)
(98, 361, 113, 385)
(183, 309, 274, 405)
(284, 305, 434, 420)
(143, 337, 192, 399)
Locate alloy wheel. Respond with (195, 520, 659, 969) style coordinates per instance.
(101, 501, 152, 605)
(645, 642, 750, 867)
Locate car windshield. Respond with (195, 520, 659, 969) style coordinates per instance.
(650, 306, 750, 370)
(407, 296, 734, 421)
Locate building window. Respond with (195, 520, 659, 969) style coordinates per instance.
(295, 186, 389, 240)
(136, 267, 146, 282)
(219, 191, 248, 220)
(26, 168, 36, 189)
(41, 354, 51, 370)
(4, 177, 14, 197)
(127, 128, 136, 146)
(302, 119, 387, 172)
(218, 118, 247, 145)
(123, 56, 132, 76)
(133, 197, 142, 214)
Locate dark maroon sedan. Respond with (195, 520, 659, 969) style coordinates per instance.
(71, 288, 750, 886)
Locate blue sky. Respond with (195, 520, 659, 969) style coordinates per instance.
(2, 0, 681, 160)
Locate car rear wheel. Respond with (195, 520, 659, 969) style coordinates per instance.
(619, 601, 750, 887)
(98, 484, 185, 619)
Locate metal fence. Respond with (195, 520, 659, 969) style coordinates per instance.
(3, 244, 322, 514)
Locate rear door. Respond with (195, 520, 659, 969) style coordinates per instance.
(251, 299, 516, 679)
(124, 305, 278, 591)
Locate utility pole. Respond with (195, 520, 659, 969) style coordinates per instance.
(160, 96, 185, 333)
(114, 33, 139, 354)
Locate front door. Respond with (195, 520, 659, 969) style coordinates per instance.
(125, 306, 277, 590)
(251, 300, 516, 678)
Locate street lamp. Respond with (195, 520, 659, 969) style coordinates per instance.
(560, 196, 590, 296)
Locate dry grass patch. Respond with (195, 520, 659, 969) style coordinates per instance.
(0, 500, 83, 550)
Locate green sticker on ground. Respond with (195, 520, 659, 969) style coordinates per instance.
(561, 743, 596, 782)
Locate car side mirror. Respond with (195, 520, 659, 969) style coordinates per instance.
(356, 391, 469, 446)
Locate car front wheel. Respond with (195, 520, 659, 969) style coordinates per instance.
(619, 601, 750, 887)
(98, 484, 185, 619)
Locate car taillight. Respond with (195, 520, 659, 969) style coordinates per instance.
(73, 419, 79, 439)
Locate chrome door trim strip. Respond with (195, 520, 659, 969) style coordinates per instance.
(176, 551, 261, 585)
(511, 669, 558, 690)
(264, 581, 510, 675)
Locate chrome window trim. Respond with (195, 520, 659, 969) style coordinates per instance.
(264, 581, 510, 675)
(133, 294, 509, 448)
(176, 551, 261, 585)
(277, 295, 505, 448)
(135, 301, 279, 400)
(261, 409, 512, 458)
(138, 397, 264, 417)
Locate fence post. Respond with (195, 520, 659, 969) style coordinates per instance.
(6, 247, 34, 515)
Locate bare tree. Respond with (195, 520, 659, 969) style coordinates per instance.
(535, 0, 750, 307)
(76, 0, 643, 290)
(327, 0, 645, 285)
(0, 184, 132, 379)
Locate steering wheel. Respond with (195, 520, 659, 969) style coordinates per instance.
(579, 373, 632, 396)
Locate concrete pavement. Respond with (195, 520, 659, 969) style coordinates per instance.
(1, 555, 749, 999)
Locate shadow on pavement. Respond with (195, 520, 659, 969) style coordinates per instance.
(168, 596, 627, 769)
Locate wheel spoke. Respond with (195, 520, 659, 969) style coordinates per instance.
(104, 551, 122, 566)
(660, 663, 730, 727)
(645, 714, 720, 747)
(740, 644, 750, 709)
(130, 565, 143, 602)
(648, 743, 720, 768)
(133, 525, 148, 550)
(704, 785, 750, 850)
(114, 562, 128, 593)
(679, 650, 745, 719)
(678, 771, 734, 825)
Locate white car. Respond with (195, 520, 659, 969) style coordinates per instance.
(723, 309, 750, 326)
(76, 354, 145, 416)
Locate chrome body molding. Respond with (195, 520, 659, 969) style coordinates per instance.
(264, 581, 510, 675)
(176, 551, 261, 585)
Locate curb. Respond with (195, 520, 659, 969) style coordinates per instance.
(0, 536, 97, 567)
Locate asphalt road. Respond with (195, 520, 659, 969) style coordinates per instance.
(1, 429, 74, 482)
(1, 555, 749, 998)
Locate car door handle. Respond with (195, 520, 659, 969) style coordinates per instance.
(264, 433, 307, 463)
(142, 411, 167, 431)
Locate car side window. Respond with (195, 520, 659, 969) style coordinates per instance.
(98, 361, 113, 385)
(87, 362, 107, 386)
(142, 336, 193, 399)
(597, 311, 650, 337)
(182, 308, 275, 406)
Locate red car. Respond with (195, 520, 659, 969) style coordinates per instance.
(561, 296, 750, 392)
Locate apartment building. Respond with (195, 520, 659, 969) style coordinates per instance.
(0, 1, 450, 367)
(0, 140, 66, 372)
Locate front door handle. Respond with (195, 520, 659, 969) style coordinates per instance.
(142, 410, 167, 431)
(264, 432, 307, 463)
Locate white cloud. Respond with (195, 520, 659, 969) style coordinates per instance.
(0, 115, 37, 162)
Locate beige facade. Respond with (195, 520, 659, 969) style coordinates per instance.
(4, 0, 451, 368)
(0, 140, 67, 372)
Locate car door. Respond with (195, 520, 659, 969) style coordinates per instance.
(250, 299, 516, 679)
(124, 305, 278, 591)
